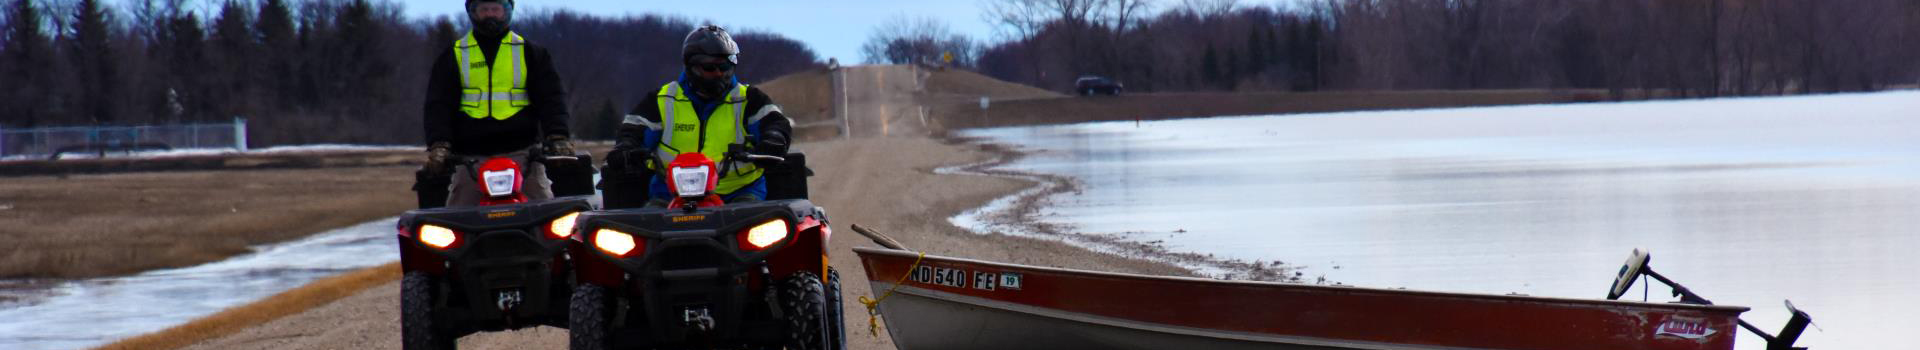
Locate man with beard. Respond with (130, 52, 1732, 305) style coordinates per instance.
(421, 0, 574, 207)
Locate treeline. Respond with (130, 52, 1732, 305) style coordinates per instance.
(968, 0, 1920, 96)
(0, 0, 820, 146)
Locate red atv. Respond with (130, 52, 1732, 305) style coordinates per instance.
(399, 152, 596, 349)
(570, 150, 843, 350)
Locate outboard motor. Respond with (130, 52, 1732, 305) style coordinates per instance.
(1608, 249, 1815, 350)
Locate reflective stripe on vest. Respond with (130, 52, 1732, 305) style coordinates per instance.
(655, 82, 760, 195)
(455, 31, 529, 120)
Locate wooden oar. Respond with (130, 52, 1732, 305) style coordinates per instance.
(850, 224, 911, 251)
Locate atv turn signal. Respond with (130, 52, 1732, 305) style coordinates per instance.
(548, 212, 580, 239)
(740, 219, 789, 251)
(419, 224, 459, 249)
(595, 229, 639, 257)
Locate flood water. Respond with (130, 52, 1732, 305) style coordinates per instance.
(958, 91, 1920, 349)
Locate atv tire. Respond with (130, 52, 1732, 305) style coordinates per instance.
(402, 272, 456, 350)
(780, 272, 838, 350)
(569, 283, 615, 350)
(826, 268, 846, 350)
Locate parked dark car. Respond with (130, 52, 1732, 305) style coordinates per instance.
(1075, 76, 1124, 96)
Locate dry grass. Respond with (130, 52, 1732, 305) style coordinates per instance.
(0, 166, 417, 279)
(92, 262, 402, 350)
(758, 67, 842, 141)
(759, 67, 835, 124)
(758, 67, 1069, 141)
(0, 145, 617, 280)
(920, 69, 1065, 101)
(0, 150, 421, 176)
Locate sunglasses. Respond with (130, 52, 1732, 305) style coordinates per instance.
(688, 55, 735, 73)
(693, 63, 735, 73)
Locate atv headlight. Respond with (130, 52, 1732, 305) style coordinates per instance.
(547, 212, 580, 239)
(670, 165, 711, 197)
(482, 168, 517, 197)
(419, 224, 458, 249)
(594, 229, 638, 257)
(740, 219, 789, 251)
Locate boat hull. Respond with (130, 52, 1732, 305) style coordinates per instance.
(853, 247, 1746, 350)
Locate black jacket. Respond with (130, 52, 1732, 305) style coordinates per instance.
(422, 31, 570, 155)
(610, 82, 792, 168)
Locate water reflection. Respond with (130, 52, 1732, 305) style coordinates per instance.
(961, 92, 1920, 349)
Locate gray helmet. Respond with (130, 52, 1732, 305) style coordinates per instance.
(682, 25, 739, 65)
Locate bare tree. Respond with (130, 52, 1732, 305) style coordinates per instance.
(1106, 0, 1153, 32)
(981, 0, 1111, 38)
(1179, 0, 1238, 17)
(860, 14, 976, 66)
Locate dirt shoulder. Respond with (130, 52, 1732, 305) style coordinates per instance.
(0, 149, 421, 177)
(170, 136, 1194, 350)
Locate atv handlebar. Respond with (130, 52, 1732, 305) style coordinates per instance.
(445, 153, 581, 165)
(609, 146, 785, 177)
(430, 153, 585, 177)
(737, 153, 785, 164)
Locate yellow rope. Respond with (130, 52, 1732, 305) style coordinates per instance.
(856, 251, 925, 338)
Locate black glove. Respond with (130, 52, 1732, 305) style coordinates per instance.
(609, 146, 658, 174)
(543, 135, 575, 157)
(424, 142, 452, 174)
(607, 147, 636, 170)
(755, 130, 790, 157)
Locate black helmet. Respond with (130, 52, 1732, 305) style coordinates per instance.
(682, 25, 739, 65)
(465, 0, 515, 13)
(465, 0, 515, 36)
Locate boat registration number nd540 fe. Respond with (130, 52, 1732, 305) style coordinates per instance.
(910, 266, 1023, 292)
(911, 266, 969, 288)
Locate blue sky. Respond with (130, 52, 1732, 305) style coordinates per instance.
(400, 1, 1296, 63)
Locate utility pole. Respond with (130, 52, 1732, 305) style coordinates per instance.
(836, 66, 851, 140)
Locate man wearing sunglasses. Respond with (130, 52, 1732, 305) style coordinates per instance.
(612, 25, 794, 206)
(422, 0, 575, 207)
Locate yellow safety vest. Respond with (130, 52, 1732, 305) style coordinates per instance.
(455, 31, 529, 120)
(654, 82, 763, 195)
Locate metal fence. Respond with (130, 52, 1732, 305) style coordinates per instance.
(0, 117, 248, 160)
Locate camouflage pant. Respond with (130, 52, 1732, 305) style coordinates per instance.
(446, 148, 553, 207)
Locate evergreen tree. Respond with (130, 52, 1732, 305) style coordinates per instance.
(4, 0, 54, 126)
(255, 0, 295, 107)
(211, 0, 256, 118)
(68, 0, 117, 124)
(329, 0, 387, 111)
(160, 12, 208, 122)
